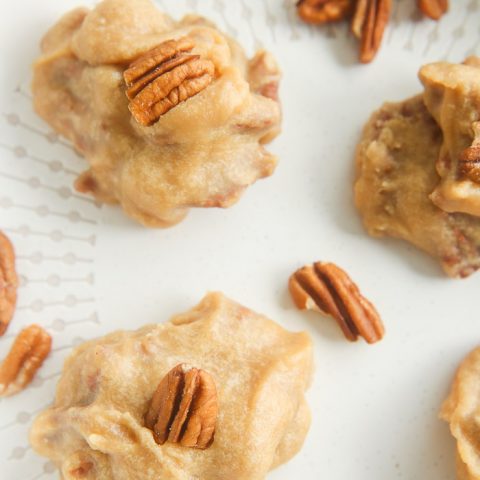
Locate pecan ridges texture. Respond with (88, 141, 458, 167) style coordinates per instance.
(459, 146, 480, 183)
(124, 38, 215, 126)
(289, 262, 385, 344)
(352, 0, 392, 64)
(459, 123, 480, 183)
(145, 364, 218, 449)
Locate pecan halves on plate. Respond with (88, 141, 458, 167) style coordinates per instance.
(296, 0, 353, 24)
(417, 0, 448, 20)
(145, 363, 218, 449)
(352, 0, 392, 64)
(0, 324, 52, 397)
(0, 230, 18, 336)
(124, 37, 215, 126)
(289, 262, 385, 344)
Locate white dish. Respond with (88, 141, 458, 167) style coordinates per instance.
(0, 1, 479, 479)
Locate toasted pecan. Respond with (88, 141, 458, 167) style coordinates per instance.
(0, 324, 52, 397)
(289, 261, 384, 344)
(417, 0, 448, 20)
(459, 123, 480, 183)
(145, 363, 218, 449)
(352, 0, 392, 64)
(124, 38, 215, 126)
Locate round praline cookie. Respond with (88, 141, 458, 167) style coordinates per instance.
(30, 292, 313, 480)
(355, 95, 480, 278)
(33, 0, 282, 227)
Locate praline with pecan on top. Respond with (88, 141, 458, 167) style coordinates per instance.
(33, 0, 282, 228)
(30, 292, 313, 480)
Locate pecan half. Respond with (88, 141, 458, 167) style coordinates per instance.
(296, 0, 353, 24)
(0, 231, 18, 336)
(352, 0, 392, 64)
(459, 123, 480, 183)
(417, 0, 448, 20)
(0, 324, 52, 397)
(124, 37, 215, 126)
(289, 262, 385, 344)
(145, 364, 218, 449)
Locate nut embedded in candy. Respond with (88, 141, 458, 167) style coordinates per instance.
(124, 38, 215, 126)
(289, 261, 384, 344)
(458, 122, 480, 184)
(145, 363, 218, 449)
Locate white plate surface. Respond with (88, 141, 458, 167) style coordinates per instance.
(1, 1, 480, 479)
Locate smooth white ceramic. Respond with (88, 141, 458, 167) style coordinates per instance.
(0, 1, 479, 479)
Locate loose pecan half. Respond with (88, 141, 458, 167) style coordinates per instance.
(0, 231, 18, 336)
(417, 0, 448, 20)
(124, 37, 215, 126)
(459, 123, 480, 183)
(289, 262, 385, 344)
(0, 324, 52, 397)
(296, 0, 353, 24)
(145, 363, 218, 449)
(352, 0, 392, 64)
